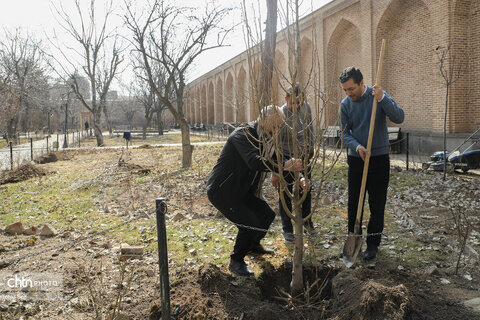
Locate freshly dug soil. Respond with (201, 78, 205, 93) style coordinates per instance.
(0, 163, 48, 185)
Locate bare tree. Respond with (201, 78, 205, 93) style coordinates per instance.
(242, 0, 342, 298)
(436, 42, 463, 181)
(0, 81, 21, 140)
(49, 0, 123, 147)
(259, 0, 277, 107)
(0, 29, 50, 138)
(124, 0, 232, 168)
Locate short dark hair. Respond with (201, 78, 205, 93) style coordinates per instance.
(339, 67, 363, 84)
(286, 83, 301, 98)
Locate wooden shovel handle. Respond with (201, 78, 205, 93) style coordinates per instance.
(353, 39, 387, 234)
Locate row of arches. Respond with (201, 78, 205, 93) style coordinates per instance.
(184, 0, 480, 133)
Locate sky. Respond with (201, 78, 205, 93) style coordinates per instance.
(0, 0, 334, 92)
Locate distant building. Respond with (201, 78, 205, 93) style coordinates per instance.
(184, 0, 480, 154)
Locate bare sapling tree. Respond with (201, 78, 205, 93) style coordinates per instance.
(124, 0, 232, 168)
(49, 0, 124, 147)
(137, 79, 157, 140)
(435, 42, 463, 181)
(0, 28, 50, 139)
(450, 208, 472, 275)
(242, 0, 342, 299)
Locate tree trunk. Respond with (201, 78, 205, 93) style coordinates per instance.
(179, 119, 192, 168)
(103, 104, 113, 136)
(290, 202, 304, 296)
(143, 116, 151, 140)
(259, 0, 277, 107)
(443, 85, 449, 181)
(157, 112, 164, 136)
(93, 109, 104, 146)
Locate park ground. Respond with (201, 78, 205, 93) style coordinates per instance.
(0, 132, 479, 319)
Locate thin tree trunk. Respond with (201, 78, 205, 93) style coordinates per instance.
(93, 109, 104, 146)
(143, 116, 151, 140)
(259, 0, 277, 107)
(157, 112, 164, 136)
(443, 85, 449, 181)
(179, 119, 192, 168)
(291, 203, 304, 296)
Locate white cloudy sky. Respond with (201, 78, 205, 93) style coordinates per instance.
(0, 0, 333, 91)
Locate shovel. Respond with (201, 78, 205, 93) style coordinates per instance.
(342, 39, 386, 268)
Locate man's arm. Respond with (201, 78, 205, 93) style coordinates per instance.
(231, 130, 301, 172)
(376, 89, 404, 124)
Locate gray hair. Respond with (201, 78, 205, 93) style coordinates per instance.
(258, 105, 284, 129)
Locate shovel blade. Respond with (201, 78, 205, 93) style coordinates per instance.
(342, 233, 363, 268)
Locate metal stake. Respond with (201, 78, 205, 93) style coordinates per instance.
(156, 198, 171, 320)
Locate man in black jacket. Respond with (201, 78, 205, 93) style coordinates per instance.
(206, 106, 302, 277)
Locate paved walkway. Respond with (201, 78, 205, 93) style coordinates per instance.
(0, 133, 79, 171)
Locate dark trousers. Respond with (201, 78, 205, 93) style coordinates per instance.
(278, 171, 312, 234)
(347, 154, 390, 247)
(208, 190, 276, 262)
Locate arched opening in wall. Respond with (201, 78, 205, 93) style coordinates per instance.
(225, 72, 234, 122)
(300, 37, 314, 100)
(250, 59, 262, 121)
(201, 84, 207, 125)
(237, 66, 247, 123)
(186, 92, 192, 123)
(326, 18, 362, 126)
(376, 0, 435, 132)
(273, 50, 287, 106)
(195, 87, 200, 124)
(208, 82, 215, 125)
(215, 78, 224, 124)
(452, 0, 479, 132)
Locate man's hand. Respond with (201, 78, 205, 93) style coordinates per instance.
(271, 174, 279, 189)
(357, 145, 370, 161)
(284, 158, 302, 171)
(300, 177, 310, 191)
(372, 85, 384, 102)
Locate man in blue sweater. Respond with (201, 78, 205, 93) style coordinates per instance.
(339, 66, 404, 261)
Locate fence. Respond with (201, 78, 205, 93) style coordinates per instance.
(0, 130, 88, 171)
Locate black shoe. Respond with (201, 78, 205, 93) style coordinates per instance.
(228, 259, 254, 277)
(248, 244, 274, 255)
(363, 245, 378, 261)
(304, 224, 318, 236)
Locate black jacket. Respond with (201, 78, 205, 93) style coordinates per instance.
(206, 122, 277, 205)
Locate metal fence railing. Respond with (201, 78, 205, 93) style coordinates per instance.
(0, 131, 88, 171)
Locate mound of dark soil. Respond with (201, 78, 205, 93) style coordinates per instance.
(331, 270, 410, 320)
(34, 152, 58, 164)
(150, 262, 339, 320)
(0, 164, 48, 185)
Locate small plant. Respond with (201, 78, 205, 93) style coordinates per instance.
(72, 260, 136, 320)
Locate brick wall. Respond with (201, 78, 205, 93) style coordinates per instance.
(185, 0, 480, 135)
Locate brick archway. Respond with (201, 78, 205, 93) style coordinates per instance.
(326, 18, 362, 126)
(376, 0, 435, 131)
(237, 66, 247, 123)
(225, 72, 235, 122)
(215, 78, 223, 124)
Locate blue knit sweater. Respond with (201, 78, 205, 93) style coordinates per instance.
(339, 86, 404, 157)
